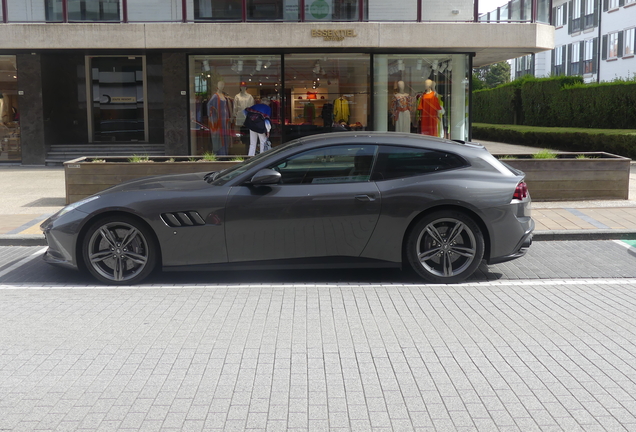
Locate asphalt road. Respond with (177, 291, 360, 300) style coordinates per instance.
(1, 241, 636, 432)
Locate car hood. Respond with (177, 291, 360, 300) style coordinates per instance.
(102, 172, 212, 195)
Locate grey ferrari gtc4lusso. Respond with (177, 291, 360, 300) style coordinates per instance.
(41, 132, 533, 285)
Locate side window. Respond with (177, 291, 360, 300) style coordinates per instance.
(271, 145, 378, 185)
(372, 146, 467, 181)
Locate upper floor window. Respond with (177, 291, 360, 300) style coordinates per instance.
(625, 28, 635, 57)
(584, 38, 597, 74)
(608, 0, 619, 9)
(608, 32, 620, 58)
(555, 4, 566, 26)
(570, 41, 581, 75)
(553, 45, 566, 75)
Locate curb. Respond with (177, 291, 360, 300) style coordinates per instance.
(2, 230, 636, 248)
(533, 230, 636, 241)
(0, 235, 47, 246)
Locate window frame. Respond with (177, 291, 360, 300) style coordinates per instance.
(624, 27, 635, 57)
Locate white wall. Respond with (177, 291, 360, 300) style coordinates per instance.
(599, 2, 636, 82)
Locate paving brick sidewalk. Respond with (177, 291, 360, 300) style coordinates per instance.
(1, 141, 635, 243)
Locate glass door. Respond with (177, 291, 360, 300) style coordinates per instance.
(88, 56, 146, 143)
(0, 55, 20, 162)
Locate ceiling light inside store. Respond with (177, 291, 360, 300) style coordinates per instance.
(202, 60, 210, 72)
(237, 60, 243, 72)
(264, 61, 271, 69)
(416, 60, 423, 70)
(256, 60, 263, 71)
(398, 60, 405, 71)
(432, 60, 439, 71)
(438, 62, 447, 73)
(313, 61, 321, 74)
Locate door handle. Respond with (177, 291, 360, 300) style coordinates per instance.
(355, 194, 376, 202)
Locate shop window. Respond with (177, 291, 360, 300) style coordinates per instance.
(189, 55, 282, 156)
(0, 56, 20, 163)
(373, 54, 469, 142)
(284, 53, 369, 142)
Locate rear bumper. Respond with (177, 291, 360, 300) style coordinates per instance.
(488, 224, 534, 265)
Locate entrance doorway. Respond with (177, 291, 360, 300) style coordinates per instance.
(0, 55, 19, 162)
(88, 56, 147, 143)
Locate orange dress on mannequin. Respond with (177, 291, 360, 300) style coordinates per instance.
(418, 91, 442, 136)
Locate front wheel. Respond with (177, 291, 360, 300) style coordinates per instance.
(406, 211, 484, 284)
(82, 215, 158, 285)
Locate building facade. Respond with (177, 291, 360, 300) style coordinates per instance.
(509, 0, 636, 81)
(0, 0, 553, 165)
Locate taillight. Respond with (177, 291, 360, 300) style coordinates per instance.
(513, 181, 528, 201)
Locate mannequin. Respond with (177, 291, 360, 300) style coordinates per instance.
(391, 81, 413, 133)
(417, 79, 444, 137)
(244, 103, 272, 156)
(233, 83, 255, 127)
(208, 81, 233, 155)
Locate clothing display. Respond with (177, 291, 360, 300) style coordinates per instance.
(321, 103, 334, 127)
(391, 94, 413, 133)
(233, 91, 255, 126)
(303, 102, 316, 124)
(207, 92, 233, 155)
(417, 91, 442, 137)
(334, 97, 350, 123)
(270, 98, 280, 120)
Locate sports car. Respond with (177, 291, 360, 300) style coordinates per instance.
(41, 132, 533, 285)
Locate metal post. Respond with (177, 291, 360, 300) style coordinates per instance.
(182, 0, 187, 22)
(532, 0, 537, 22)
(300, 0, 305, 21)
(417, 0, 422, 21)
(474, 0, 479, 22)
(242, 0, 247, 22)
(122, 0, 128, 22)
(62, 0, 68, 22)
(358, 0, 364, 21)
(1, 0, 7, 23)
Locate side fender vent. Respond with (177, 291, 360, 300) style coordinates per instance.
(161, 211, 206, 227)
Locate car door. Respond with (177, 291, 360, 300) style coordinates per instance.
(224, 144, 381, 262)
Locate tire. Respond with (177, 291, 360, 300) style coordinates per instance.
(82, 215, 158, 285)
(406, 210, 484, 284)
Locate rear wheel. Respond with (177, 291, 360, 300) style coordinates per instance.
(406, 211, 484, 284)
(82, 215, 157, 285)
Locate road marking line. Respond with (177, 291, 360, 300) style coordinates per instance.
(0, 247, 48, 279)
(1, 278, 636, 290)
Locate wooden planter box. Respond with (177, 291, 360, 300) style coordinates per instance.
(496, 152, 631, 201)
(64, 156, 244, 204)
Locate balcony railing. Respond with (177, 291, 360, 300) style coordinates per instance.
(478, 0, 551, 24)
(0, 0, 551, 24)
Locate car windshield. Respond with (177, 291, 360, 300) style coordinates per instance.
(208, 140, 305, 186)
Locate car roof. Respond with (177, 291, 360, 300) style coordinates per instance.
(296, 131, 485, 154)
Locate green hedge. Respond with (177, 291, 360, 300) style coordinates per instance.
(472, 82, 520, 125)
(473, 76, 636, 130)
(472, 123, 636, 159)
(520, 76, 583, 127)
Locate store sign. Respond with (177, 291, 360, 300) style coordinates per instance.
(311, 29, 358, 41)
(110, 96, 137, 103)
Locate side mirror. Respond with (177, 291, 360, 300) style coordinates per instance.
(250, 168, 281, 185)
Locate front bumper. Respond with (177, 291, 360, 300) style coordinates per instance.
(40, 209, 87, 271)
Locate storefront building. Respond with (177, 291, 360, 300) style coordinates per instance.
(0, 0, 554, 165)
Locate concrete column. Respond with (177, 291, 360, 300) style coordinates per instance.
(373, 56, 388, 132)
(450, 55, 468, 141)
(162, 52, 189, 156)
(17, 54, 46, 165)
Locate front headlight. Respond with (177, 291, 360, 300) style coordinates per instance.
(56, 195, 100, 218)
